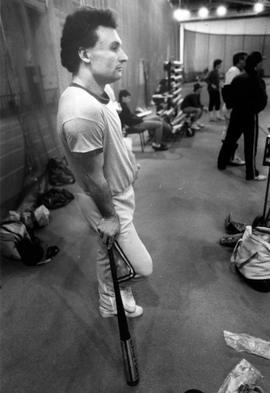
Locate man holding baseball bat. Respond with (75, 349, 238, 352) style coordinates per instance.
(57, 7, 153, 318)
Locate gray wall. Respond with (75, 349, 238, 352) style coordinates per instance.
(184, 30, 270, 79)
(182, 17, 270, 79)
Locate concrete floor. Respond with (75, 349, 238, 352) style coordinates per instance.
(2, 89, 270, 393)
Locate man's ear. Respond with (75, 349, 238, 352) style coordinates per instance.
(78, 47, 91, 63)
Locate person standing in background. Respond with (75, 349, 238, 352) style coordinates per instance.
(222, 52, 247, 166)
(217, 51, 268, 181)
(224, 52, 247, 86)
(206, 59, 224, 122)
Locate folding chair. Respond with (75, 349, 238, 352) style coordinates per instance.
(124, 126, 147, 152)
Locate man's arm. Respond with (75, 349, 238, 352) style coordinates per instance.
(74, 149, 115, 215)
(254, 77, 268, 113)
(64, 120, 120, 247)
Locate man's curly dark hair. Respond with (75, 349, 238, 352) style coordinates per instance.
(60, 7, 117, 74)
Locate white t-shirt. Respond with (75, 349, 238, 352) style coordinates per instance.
(57, 84, 137, 196)
(224, 66, 240, 85)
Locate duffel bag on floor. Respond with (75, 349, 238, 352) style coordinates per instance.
(231, 226, 270, 291)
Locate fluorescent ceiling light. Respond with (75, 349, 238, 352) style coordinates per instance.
(254, 2, 264, 13)
(198, 6, 209, 18)
(173, 8, 191, 21)
(216, 5, 227, 16)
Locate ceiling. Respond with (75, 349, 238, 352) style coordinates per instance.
(168, 0, 270, 14)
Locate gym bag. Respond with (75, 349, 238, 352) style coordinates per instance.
(231, 226, 270, 280)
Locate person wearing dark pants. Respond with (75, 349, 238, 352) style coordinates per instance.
(206, 58, 224, 121)
(209, 89, 220, 114)
(218, 110, 259, 179)
(217, 51, 268, 181)
(222, 51, 247, 165)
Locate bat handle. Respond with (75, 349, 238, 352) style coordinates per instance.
(108, 247, 129, 337)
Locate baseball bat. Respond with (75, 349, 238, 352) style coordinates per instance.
(108, 246, 139, 386)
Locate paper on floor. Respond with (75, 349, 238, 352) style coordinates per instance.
(224, 330, 270, 360)
(217, 359, 262, 393)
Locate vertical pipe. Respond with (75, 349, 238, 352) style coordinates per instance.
(179, 22, 184, 64)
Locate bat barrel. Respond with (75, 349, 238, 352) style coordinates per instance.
(121, 338, 140, 386)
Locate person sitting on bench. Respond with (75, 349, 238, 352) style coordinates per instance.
(118, 89, 169, 151)
(181, 83, 205, 131)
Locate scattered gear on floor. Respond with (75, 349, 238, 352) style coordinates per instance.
(224, 213, 246, 235)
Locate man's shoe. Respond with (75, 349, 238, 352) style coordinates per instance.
(99, 286, 139, 318)
(191, 124, 200, 130)
(197, 122, 205, 128)
(172, 124, 182, 134)
(254, 174, 267, 181)
(120, 287, 136, 312)
(246, 174, 267, 181)
(219, 233, 242, 247)
(228, 157, 245, 166)
(152, 143, 168, 151)
(100, 305, 144, 318)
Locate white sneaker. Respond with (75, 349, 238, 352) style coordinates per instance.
(191, 124, 200, 130)
(100, 305, 143, 318)
(234, 155, 245, 164)
(172, 124, 182, 134)
(254, 174, 267, 181)
(197, 122, 205, 128)
(120, 287, 136, 312)
(99, 286, 139, 318)
(229, 157, 245, 166)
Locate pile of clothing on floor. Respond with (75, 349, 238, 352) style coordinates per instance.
(219, 213, 247, 248)
(0, 206, 58, 266)
(37, 157, 75, 209)
(0, 157, 75, 266)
